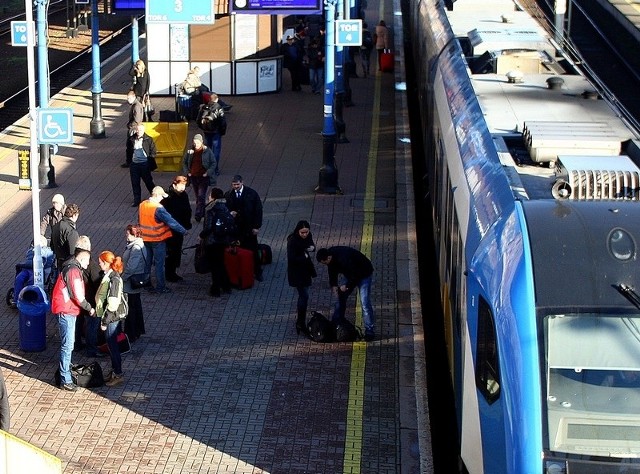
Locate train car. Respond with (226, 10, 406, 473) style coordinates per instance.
(408, 0, 640, 472)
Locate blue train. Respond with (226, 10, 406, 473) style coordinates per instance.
(408, 0, 640, 472)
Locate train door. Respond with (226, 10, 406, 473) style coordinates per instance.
(461, 292, 506, 474)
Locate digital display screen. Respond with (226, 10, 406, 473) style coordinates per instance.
(231, 0, 322, 15)
(112, 0, 145, 10)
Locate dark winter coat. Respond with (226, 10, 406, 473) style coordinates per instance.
(324, 246, 373, 289)
(287, 232, 317, 287)
(161, 186, 193, 230)
(200, 199, 237, 246)
(224, 186, 263, 236)
(50, 217, 79, 267)
(40, 206, 65, 236)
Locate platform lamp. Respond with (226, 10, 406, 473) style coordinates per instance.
(316, 0, 343, 194)
(36, 0, 56, 187)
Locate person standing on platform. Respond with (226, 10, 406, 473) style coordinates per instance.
(122, 225, 147, 343)
(40, 193, 66, 237)
(316, 246, 376, 341)
(128, 122, 157, 207)
(200, 188, 237, 297)
(196, 94, 227, 176)
(225, 175, 264, 281)
(0, 367, 9, 431)
(161, 176, 193, 282)
(51, 249, 94, 391)
(139, 187, 187, 294)
(96, 251, 128, 387)
(287, 220, 317, 335)
(50, 203, 80, 270)
(360, 22, 374, 77)
(182, 133, 216, 223)
(129, 59, 150, 102)
(307, 39, 324, 94)
(121, 90, 144, 168)
(374, 20, 390, 71)
(74, 236, 103, 358)
(281, 35, 304, 92)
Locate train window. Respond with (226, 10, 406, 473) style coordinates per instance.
(544, 314, 640, 457)
(475, 297, 500, 404)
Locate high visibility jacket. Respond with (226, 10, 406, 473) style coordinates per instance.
(139, 200, 172, 242)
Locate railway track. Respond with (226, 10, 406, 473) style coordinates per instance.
(530, 0, 640, 133)
(0, 8, 134, 132)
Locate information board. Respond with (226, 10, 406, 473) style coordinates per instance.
(146, 0, 214, 24)
(231, 0, 322, 15)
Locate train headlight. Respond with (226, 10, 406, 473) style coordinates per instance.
(543, 459, 567, 474)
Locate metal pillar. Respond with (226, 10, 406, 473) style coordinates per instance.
(131, 16, 139, 63)
(333, 0, 349, 143)
(37, 0, 55, 187)
(317, 0, 342, 194)
(90, 0, 105, 138)
(26, 0, 44, 288)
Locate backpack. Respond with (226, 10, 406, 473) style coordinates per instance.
(213, 209, 237, 242)
(55, 362, 104, 388)
(362, 30, 374, 50)
(335, 317, 363, 342)
(307, 311, 335, 343)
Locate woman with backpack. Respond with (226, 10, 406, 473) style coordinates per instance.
(199, 188, 237, 297)
(96, 251, 128, 387)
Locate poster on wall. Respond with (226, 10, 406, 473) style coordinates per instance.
(170, 25, 189, 61)
(234, 16, 257, 60)
(231, 0, 322, 15)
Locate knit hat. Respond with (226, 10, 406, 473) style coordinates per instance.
(193, 133, 203, 142)
(52, 194, 65, 204)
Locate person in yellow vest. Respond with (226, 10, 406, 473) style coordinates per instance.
(138, 186, 187, 294)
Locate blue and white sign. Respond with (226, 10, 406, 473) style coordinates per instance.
(37, 108, 74, 145)
(335, 20, 362, 47)
(146, 0, 214, 24)
(11, 21, 32, 47)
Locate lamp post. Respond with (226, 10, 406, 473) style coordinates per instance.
(26, 0, 44, 288)
(37, 0, 55, 187)
(90, 0, 105, 138)
(316, 0, 342, 194)
(333, 0, 349, 143)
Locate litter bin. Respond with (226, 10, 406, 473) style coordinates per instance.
(17, 285, 49, 352)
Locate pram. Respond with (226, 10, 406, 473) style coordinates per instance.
(6, 242, 56, 308)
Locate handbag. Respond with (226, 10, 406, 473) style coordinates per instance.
(143, 93, 154, 121)
(55, 362, 104, 388)
(129, 249, 150, 288)
(194, 241, 210, 274)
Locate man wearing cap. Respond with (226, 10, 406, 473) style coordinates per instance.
(182, 133, 216, 222)
(139, 186, 187, 294)
(40, 194, 66, 237)
(128, 122, 158, 207)
(281, 34, 304, 91)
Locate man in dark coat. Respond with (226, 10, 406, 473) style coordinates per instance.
(122, 90, 145, 168)
(161, 176, 193, 281)
(317, 246, 375, 341)
(224, 175, 264, 280)
(128, 122, 157, 207)
(50, 203, 80, 270)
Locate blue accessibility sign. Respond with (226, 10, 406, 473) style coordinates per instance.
(37, 108, 74, 145)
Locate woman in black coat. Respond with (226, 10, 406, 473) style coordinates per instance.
(161, 176, 192, 281)
(287, 220, 317, 334)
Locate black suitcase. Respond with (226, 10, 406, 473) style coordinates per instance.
(159, 110, 179, 122)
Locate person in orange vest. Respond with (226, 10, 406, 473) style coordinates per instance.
(138, 186, 187, 294)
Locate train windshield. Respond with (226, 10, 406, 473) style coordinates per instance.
(543, 314, 640, 458)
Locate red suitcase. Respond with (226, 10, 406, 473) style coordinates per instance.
(224, 246, 254, 289)
(380, 49, 394, 72)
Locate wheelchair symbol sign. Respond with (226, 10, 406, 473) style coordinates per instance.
(37, 108, 73, 144)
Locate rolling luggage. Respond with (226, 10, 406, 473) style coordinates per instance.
(380, 49, 394, 72)
(176, 94, 193, 121)
(224, 246, 254, 289)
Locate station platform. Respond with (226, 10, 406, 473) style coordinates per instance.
(0, 0, 431, 472)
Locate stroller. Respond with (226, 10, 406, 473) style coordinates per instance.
(6, 241, 56, 308)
